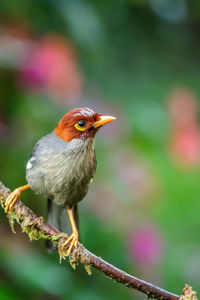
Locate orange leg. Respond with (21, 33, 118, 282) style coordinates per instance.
(5, 184, 30, 213)
(64, 207, 79, 256)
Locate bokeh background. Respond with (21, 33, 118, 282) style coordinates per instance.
(1, 0, 200, 299)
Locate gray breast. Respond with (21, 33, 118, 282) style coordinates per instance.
(26, 132, 96, 207)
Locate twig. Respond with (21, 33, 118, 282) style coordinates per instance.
(0, 181, 183, 300)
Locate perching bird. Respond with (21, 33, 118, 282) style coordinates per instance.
(5, 107, 116, 255)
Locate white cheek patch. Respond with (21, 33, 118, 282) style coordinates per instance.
(26, 157, 36, 170)
(74, 108, 95, 117)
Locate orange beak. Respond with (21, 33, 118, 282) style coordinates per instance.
(93, 115, 116, 128)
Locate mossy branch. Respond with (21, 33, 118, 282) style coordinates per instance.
(0, 181, 197, 300)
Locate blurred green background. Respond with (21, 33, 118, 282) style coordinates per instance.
(1, 0, 200, 299)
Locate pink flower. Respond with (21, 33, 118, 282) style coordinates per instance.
(168, 88, 200, 167)
(170, 128, 200, 167)
(19, 35, 83, 103)
(128, 224, 163, 264)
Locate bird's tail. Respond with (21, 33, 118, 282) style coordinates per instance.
(46, 199, 79, 252)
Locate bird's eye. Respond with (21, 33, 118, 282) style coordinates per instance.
(75, 120, 87, 131)
(78, 120, 86, 127)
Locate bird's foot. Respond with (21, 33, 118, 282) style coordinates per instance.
(64, 232, 79, 256)
(5, 188, 21, 213)
(4, 184, 29, 213)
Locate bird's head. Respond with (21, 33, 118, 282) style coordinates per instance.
(54, 107, 116, 142)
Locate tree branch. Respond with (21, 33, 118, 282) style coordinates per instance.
(0, 180, 191, 300)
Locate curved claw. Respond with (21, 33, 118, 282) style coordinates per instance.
(5, 189, 21, 213)
(64, 232, 79, 256)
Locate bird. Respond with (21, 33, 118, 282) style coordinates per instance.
(5, 107, 116, 255)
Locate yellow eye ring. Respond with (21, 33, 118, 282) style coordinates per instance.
(74, 121, 87, 131)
